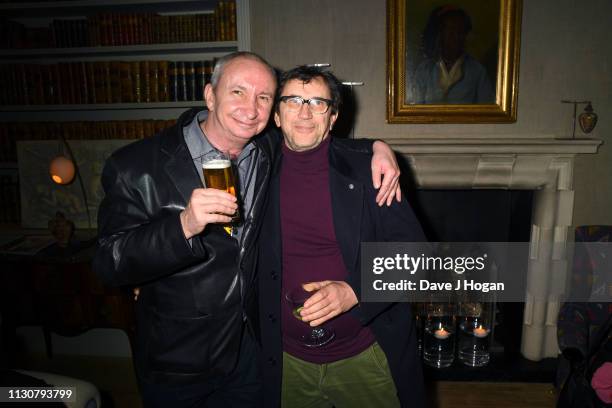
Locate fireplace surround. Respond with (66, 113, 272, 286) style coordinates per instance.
(387, 137, 602, 361)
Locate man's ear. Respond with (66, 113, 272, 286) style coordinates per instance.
(329, 112, 339, 131)
(274, 111, 281, 127)
(204, 84, 215, 111)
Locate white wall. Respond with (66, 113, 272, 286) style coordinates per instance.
(251, 0, 611, 227)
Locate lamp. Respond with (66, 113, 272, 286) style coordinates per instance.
(561, 100, 598, 139)
(48, 134, 92, 232)
(49, 156, 75, 184)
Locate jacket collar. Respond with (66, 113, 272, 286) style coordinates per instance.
(328, 140, 363, 278)
(161, 108, 207, 205)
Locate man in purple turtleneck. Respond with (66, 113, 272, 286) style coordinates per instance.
(258, 66, 427, 408)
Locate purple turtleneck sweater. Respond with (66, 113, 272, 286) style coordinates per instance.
(280, 136, 375, 363)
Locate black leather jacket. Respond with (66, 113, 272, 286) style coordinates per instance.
(93, 108, 279, 385)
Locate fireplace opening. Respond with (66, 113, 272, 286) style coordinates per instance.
(406, 189, 554, 380)
(409, 190, 533, 243)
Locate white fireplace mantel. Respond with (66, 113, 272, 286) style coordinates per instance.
(387, 137, 603, 361)
(388, 137, 601, 155)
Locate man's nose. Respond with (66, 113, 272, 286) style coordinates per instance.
(298, 102, 312, 119)
(243, 96, 258, 119)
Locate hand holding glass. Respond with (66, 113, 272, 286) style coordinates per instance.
(201, 151, 240, 223)
(286, 286, 335, 348)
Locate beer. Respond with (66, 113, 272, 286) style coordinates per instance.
(202, 155, 240, 222)
(203, 159, 235, 195)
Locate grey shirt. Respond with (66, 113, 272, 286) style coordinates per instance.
(183, 110, 259, 242)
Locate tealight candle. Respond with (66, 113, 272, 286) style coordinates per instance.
(434, 328, 450, 340)
(473, 326, 489, 338)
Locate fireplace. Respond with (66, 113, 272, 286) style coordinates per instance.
(388, 137, 602, 361)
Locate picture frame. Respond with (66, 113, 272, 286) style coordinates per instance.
(17, 139, 133, 229)
(387, 0, 522, 123)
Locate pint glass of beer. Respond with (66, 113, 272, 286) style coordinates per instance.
(201, 151, 240, 223)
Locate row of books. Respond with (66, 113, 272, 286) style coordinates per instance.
(0, 60, 216, 105)
(1, 1, 237, 49)
(0, 120, 175, 163)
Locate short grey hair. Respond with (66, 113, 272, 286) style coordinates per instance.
(210, 51, 277, 88)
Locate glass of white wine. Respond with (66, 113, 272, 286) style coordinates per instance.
(285, 285, 335, 348)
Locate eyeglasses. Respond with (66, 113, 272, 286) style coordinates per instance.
(279, 96, 332, 114)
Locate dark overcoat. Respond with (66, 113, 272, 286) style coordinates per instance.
(258, 137, 427, 407)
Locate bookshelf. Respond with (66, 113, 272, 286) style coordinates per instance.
(0, 0, 250, 120)
(0, 41, 238, 58)
(2, 101, 205, 112)
(0, 0, 250, 225)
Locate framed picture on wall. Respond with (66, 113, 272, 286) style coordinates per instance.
(17, 140, 132, 229)
(387, 0, 522, 123)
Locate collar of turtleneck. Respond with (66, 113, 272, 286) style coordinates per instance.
(281, 136, 330, 173)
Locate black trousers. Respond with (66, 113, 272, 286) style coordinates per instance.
(139, 328, 262, 408)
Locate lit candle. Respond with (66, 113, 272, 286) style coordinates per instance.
(434, 328, 450, 339)
(473, 326, 489, 338)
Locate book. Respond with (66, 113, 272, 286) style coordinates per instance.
(110, 61, 122, 103)
(168, 61, 178, 102)
(141, 60, 151, 103)
(103, 61, 113, 104)
(176, 61, 186, 102)
(229, 1, 237, 41)
(148, 61, 159, 102)
(158, 60, 169, 102)
(185, 61, 195, 101)
(131, 61, 141, 103)
(195, 61, 205, 101)
(120, 61, 133, 103)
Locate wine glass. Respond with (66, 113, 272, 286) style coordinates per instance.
(285, 286, 335, 348)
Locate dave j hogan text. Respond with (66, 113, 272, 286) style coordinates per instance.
(372, 279, 505, 293)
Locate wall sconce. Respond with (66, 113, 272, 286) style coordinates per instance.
(48, 135, 92, 230)
(561, 100, 598, 139)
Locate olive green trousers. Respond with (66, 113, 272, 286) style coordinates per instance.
(281, 342, 401, 408)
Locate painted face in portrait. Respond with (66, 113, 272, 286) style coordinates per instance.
(440, 14, 468, 63)
(274, 77, 338, 152)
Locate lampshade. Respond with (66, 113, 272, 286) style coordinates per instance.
(49, 155, 76, 185)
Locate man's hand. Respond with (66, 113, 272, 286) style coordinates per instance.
(299, 280, 358, 327)
(372, 140, 402, 206)
(133, 287, 140, 301)
(180, 188, 238, 239)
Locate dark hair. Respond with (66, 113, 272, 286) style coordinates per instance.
(210, 51, 277, 88)
(275, 65, 342, 114)
(422, 6, 473, 59)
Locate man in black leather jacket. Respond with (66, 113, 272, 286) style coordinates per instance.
(93, 52, 401, 408)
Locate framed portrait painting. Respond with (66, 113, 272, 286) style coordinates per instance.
(387, 0, 522, 123)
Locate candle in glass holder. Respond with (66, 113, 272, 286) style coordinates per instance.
(434, 328, 450, 339)
(473, 326, 488, 338)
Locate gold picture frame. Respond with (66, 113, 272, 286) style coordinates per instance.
(387, 0, 522, 123)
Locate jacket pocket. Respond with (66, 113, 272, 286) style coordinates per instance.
(147, 310, 214, 374)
